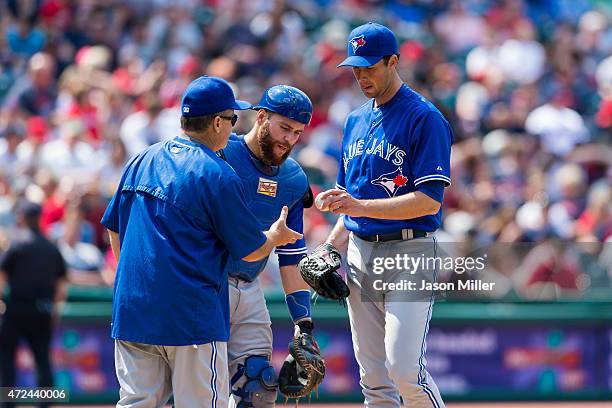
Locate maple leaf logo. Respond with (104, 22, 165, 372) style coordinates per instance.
(393, 174, 408, 186)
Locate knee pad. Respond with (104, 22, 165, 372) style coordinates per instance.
(231, 355, 278, 408)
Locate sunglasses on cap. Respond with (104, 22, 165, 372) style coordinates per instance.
(218, 114, 238, 127)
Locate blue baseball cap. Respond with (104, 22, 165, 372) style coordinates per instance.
(181, 76, 251, 117)
(252, 85, 313, 125)
(337, 22, 399, 68)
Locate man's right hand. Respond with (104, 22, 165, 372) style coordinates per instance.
(242, 206, 303, 262)
(269, 206, 303, 247)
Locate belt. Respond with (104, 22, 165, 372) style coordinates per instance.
(354, 229, 429, 242)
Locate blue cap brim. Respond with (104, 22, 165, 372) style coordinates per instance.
(337, 55, 383, 68)
(231, 100, 252, 110)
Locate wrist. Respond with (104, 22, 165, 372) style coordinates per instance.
(286, 290, 311, 324)
(296, 319, 313, 335)
(357, 199, 369, 217)
(265, 230, 281, 247)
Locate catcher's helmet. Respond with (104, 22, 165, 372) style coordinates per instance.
(252, 85, 313, 125)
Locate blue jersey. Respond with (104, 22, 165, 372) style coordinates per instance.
(221, 135, 308, 282)
(101, 136, 267, 346)
(337, 84, 453, 234)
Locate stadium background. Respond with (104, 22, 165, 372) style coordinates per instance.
(0, 0, 611, 405)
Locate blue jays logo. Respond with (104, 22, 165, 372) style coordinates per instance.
(371, 168, 409, 198)
(350, 35, 366, 53)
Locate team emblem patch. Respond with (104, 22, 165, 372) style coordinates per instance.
(257, 177, 278, 197)
(350, 35, 366, 53)
(371, 168, 408, 198)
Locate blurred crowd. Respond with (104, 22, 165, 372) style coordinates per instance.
(0, 0, 611, 299)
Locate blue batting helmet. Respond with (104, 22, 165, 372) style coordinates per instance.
(252, 85, 313, 125)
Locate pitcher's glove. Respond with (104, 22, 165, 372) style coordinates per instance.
(298, 243, 349, 300)
(278, 322, 325, 400)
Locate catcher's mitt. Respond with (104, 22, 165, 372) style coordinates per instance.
(278, 324, 325, 400)
(298, 243, 349, 300)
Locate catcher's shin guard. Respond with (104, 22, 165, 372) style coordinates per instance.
(230, 355, 278, 407)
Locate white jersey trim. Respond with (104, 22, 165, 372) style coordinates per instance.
(413, 174, 451, 186)
(171, 139, 196, 149)
(275, 247, 308, 255)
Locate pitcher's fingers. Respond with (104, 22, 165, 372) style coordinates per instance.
(318, 189, 345, 200)
(326, 194, 349, 207)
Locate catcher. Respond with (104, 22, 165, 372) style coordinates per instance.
(219, 85, 329, 407)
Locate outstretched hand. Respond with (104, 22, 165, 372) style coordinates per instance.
(269, 206, 303, 246)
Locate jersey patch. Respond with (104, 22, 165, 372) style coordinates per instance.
(257, 177, 278, 197)
(371, 167, 409, 198)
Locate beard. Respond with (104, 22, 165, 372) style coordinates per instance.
(257, 121, 292, 166)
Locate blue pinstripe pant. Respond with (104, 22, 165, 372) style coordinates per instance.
(346, 234, 445, 408)
(114, 340, 228, 408)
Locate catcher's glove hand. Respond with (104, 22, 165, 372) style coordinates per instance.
(278, 322, 325, 400)
(298, 243, 349, 300)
